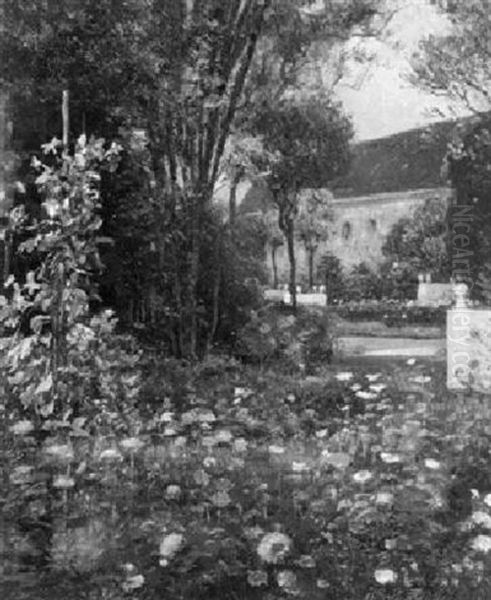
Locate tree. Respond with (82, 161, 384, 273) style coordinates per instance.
(263, 208, 284, 288)
(411, 1, 491, 113)
(410, 1, 491, 300)
(317, 251, 344, 303)
(382, 197, 450, 282)
(296, 190, 332, 290)
(2, 0, 387, 353)
(2, 0, 273, 357)
(252, 95, 353, 311)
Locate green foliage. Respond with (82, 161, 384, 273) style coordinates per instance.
(445, 118, 491, 301)
(317, 251, 345, 302)
(235, 306, 333, 371)
(0, 136, 141, 427)
(382, 197, 450, 285)
(335, 301, 447, 328)
(411, 0, 491, 111)
(344, 262, 384, 301)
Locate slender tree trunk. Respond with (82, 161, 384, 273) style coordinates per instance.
(207, 228, 222, 354)
(188, 194, 202, 358)
(271, 246, 278, 288)
(229, 173, 240, 227)
(287, 220, 296, 313)
(308, 248, 314, 291)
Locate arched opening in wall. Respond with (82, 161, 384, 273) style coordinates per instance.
(342, 221, 351, 240)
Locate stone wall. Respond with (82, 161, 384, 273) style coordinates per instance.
(268, 186, 453, 286)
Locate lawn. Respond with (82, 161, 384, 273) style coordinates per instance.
(2, 358, 491, 600)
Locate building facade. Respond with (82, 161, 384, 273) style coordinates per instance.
(238, 118, 463, 287)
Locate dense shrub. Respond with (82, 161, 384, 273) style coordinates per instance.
(344, 262, 384, 301)
(235, 306, 334, 371)
(0, 136, 142, 431)
(317, 252, 345, 302)
(334, 301, 447, 327)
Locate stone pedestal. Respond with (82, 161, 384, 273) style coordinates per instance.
(447, 308, 491, 392)
(417, 283, 453, 306)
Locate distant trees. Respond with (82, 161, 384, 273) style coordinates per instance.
(2, 0, 387, 352)
(296, 191, 332, 290)
(411, 1, 491, 299)
(382, 197, 450, 283)
(251, 96, 352, 311)
(264, 209, 284, 289)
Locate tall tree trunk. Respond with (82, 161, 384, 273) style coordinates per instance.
(229, 173, 240, 227)
(271, 245, 278, 288)
(188, 202, 201, 359)
(207, 228, 222, 354)
(308, 248, 314, 291)
(287, 219, 296, 313)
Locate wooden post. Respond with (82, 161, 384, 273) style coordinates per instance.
(62, 90, 69, 151)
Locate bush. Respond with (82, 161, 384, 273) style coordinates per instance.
(235, 306, 334, 371)
(334, 301, 447, 328)
(344, 262, 383, 301)
(317, 252, 345, 302)
(0, 135, 142, 432)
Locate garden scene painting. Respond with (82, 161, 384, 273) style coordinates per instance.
(2, 1, 491, 599)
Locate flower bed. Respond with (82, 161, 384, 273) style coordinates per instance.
(334, 301, 447, 328)
(3, 361, 491, 599)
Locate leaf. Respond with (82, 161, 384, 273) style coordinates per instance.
(35, 373, 53, 395)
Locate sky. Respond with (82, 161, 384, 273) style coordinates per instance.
(334, 0, 469, 141)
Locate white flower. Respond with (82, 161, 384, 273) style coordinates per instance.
(268, 444, 285, 455)
(234, 438, 248, 452)
(99, 448, 123, 461)
(161, 412, 175, 422)
(484, 494, 491, 507)
(10, 420, 34, 436)
(411, 376, 432, 384)
(375, 492, 394, 505)
(322, 451, 350, 469)
(277, 569, 297, 591)
(380, 452, 401, 464)
(165, 485, 181, 500)
(366, 373, 382, 382)
(122, 574, 145, 591)
(471, 489, 480, 499)
(316, 428, 329, 439)
(353, 470, 372, 484)
(356, 391, 378, 400)
(159, 533, 184, 563)
(292, 461, 309, 473)
(203, 456, 216, 468)
(370, 383, 386, 393)
(163, 427, 177, 437)
(424, 458, 441, 470)
(374, 569, 397, 584)
(44, 444, 74, 462)
(350, 383, 362, 391)
(247, 570, 268, 587)
(407, 358, 416, 366)
(471, 511, 491, 530)
(197, 410, 216, 423)
(257, 532, 292, 564)
(10, 465, 34, 485)
(120, 437, 145, 452)
(335, 371, 353, 381)
(215, 430, 233, 443)
(471, 534, 491, 553)
(53, 475, 75, 489)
